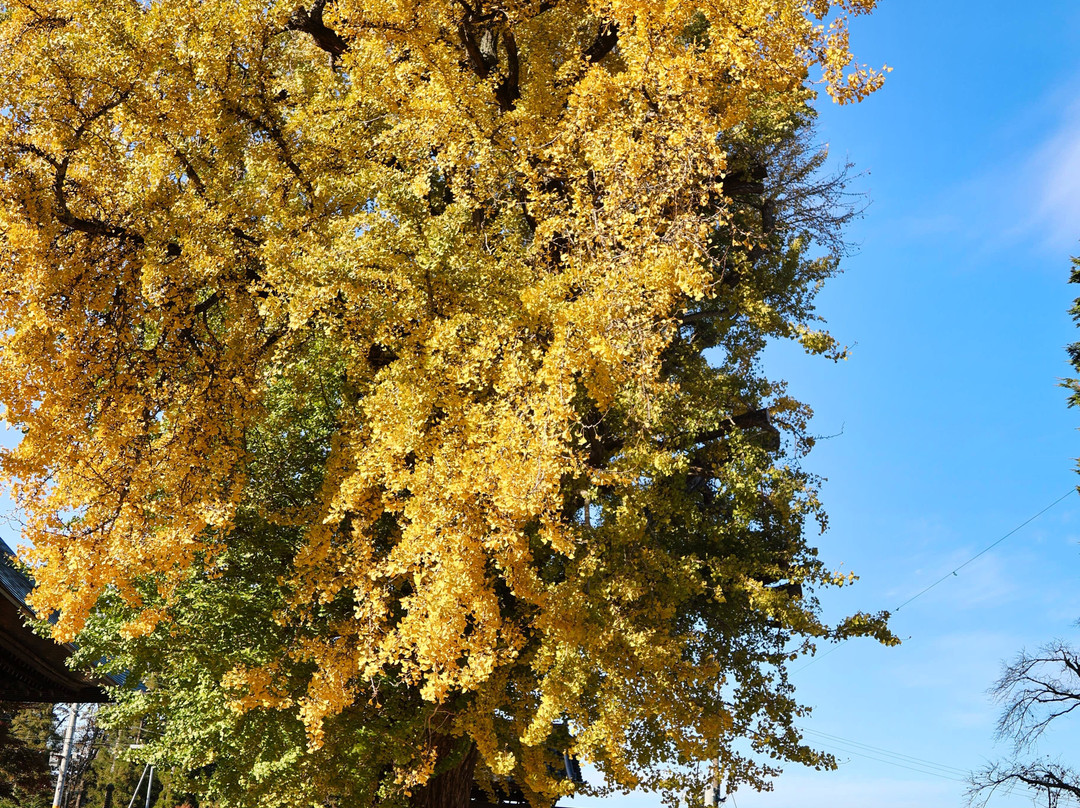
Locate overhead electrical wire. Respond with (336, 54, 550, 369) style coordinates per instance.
(793, 726, 1077, 806)
(819, 745, 966, 783)
(798, 727, 970, 779)
(892, 488, 1078, 614)
(794, 487, 1078, 674)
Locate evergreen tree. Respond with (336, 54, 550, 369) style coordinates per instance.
(0, 703, 57, 808)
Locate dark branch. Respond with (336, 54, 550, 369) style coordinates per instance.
(584, 407, 780, 473)
(174, 149, 206, 195)
(583, 21, 619, 64)
(970, 642, 1080, 807)
(457, 7, 521, 112)
(684, 410, 782, 475)
(368, 343, 398, 370)
(458, 21, 494, 79)
(229, 105, 315, 203)
(971, 761, 1080, 808)
(192, 292, 221, 318)
(286, 1, 349, 59)
(231, 227, 263, 246)
(690, 409, 781, 451)
(993, 642, 1080, 751)
(30, 95, 144, 245)
(493, 28, 520, 112)
(13, 141, 60, 169)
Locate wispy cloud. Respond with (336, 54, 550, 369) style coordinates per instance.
(1025, 95, 1080, 253)
(878, 75, 1080, 262)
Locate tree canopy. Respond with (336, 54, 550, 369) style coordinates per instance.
(0, 1, 892, 805)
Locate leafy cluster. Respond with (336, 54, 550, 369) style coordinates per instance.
(0, 1, 891, 805)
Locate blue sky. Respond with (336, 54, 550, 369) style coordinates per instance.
(584, 1, 1080, 806)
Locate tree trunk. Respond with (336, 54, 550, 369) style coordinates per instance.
(409, 735, 479, 808)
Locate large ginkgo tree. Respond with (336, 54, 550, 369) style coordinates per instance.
(0, 1, 893, 805)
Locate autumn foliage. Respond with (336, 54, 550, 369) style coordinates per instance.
(0, 0, 891, 805)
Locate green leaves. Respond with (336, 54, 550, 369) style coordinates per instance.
(0, 1, 890, 804)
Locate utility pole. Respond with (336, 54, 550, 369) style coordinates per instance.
(52, 704, 80, 808)
(703, 760, 726, 806)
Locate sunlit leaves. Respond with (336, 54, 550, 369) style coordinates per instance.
(0, 0, 890, 804)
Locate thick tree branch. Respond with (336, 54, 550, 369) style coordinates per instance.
(457, 19, 494, 79)
(286, 1, 348, 59)
(174, 149, 207, 196)
(583, 21, 619, 63)
(456, 5, 521, 112)
(493, 28, 520, 112)
(20, 95, 144, 244)
(583, 407, 781, 475)
(689, 409, 781, 452)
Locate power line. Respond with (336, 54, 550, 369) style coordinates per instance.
(798, 727, 970, 778)
(794, 487, 1077, 674)
(821, 744, 967, 782)
(792, 641, 842, 673)
(719, 723, 1076, 808)
(893, 488, 1078, 613)
(793, 726, 1080, 807)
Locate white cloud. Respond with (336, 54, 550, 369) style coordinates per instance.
(878, 76, 1080, 261)
(1027, 103, 1080, 252)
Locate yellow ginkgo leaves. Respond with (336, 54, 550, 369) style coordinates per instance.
(0, 1, 891, 805)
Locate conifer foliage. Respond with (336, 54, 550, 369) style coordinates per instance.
(0, 703, 55, 808)
(0, 1, 893, 805)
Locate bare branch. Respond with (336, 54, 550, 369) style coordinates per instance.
(971, 760, 1080, 808)
(970, 642, 1080, 807)
(993, 642, 1080, 751)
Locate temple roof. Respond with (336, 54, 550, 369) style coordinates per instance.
(0, 539, 110, 703)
